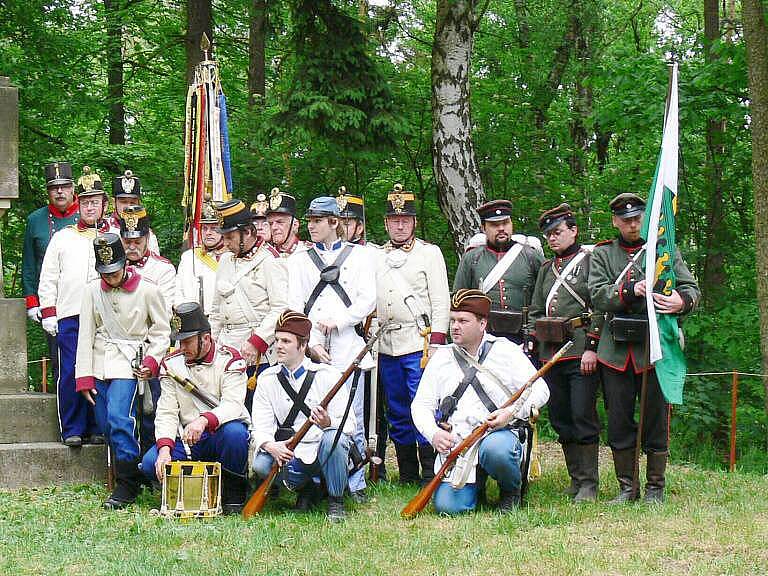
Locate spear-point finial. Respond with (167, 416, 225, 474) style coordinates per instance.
(201, 32, 211, 60)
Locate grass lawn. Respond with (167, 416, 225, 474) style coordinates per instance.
(2, 445, 767, 576)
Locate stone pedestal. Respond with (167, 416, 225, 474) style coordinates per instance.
(0, 298, 27, 393)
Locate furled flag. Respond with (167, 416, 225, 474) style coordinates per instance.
(182, 33, 233, 248)
(641, 62, 685, 404)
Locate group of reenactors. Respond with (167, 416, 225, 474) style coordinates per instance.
(22, 161, 700, 521)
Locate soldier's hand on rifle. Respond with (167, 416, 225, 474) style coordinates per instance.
(240, 340, 260, 365)
(581, 350, 598, 375)
(316, 320, 337, 336)
(155, 446, 172, 481)
(432, 429, 457, 454)
(653, 289, 684, 314)
(309, 405, 331, 429)
(633, 279, 647, 297)
(80, 388, 98, 406)
(183, 416, 207, 446)
(264, 441, 294, 466)
(133, 365, 152, 380)
(310, 344, 332, 364)
(486, 407, 514, 430)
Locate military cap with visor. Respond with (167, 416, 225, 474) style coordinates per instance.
(266, 187, 297, 216)
(76, 166, 105, 198)
(275, 310, 312, 339)
(337, 186, 365, 220)
(385, 183, 417, 217)
(538, 203, 575, 233)
(305, 196, 340, 217)
(477, 199, 513, 222)
(216, 199, 253, 233)
(199, 201, 219, 224)
(119, 205, 150, 239)
(171, 302, 211, 341)
(250, 193, 269, 220)
(113, 170, 142, 199)
(610, 193, 646, 219)
(94, 233, 126, 274)
(451, 288, 492, 318)
(45, 162, 74, 187)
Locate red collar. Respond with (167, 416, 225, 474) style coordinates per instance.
(48, 200, 79, 219)
(100, 266, 141, 292)
(77, 219, 108, 233)
(278, 235, 299, 254)
(129, 251, 151, 267)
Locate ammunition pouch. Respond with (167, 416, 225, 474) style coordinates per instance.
(436, 395, 458, 425)
(487, 310, 523, 336)
(349, 443, 363, 469)
(610, 314, 648, 343)
(534, 317, 571, 343)
(275, 426, 296, 442)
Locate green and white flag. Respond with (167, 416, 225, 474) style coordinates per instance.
(642, 62, 685, 404)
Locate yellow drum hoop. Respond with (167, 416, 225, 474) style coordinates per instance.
(159, 461, 222, 519)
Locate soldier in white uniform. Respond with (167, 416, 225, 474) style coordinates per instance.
(38, 172, 110, 446)
(106, 170, 160, 254)
(76, 234, 170, 509)
(175, 202, 226, 316)
(376, 184, 451, 484)
(119, 205, 176, 315)
(288, 196, 376, 501)
(266, 188, 309, 257)
(411, 289, 549, 515)
(209, 199, 289, 408)
(250, 193, 272, 243)
(141, 302, 251, 514)
(251, 311, 354, 522)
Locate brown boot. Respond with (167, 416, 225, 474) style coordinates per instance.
(607, 449, 638, 504)
(644, 451, 667, 504)
(561, 443, 579, 497)
(573, 443, 599, 503)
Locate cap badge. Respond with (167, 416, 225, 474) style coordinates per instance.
(171, 312, 183, 333)
(121, 170, 136, 195)
(269, 187, 282, 211)
(123, 213, 139, 232)
(336, 195, 348, 212)
(97, 243, 113, 265)
(253, 193, 268, 214)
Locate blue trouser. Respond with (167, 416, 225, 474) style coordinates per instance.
(252, 429, 351, 498)
(141, 420, 250, 481)
(346, 370, 367, 492)
(57, 316, 99, 440)
(433, 429, 523, 515)
(379, 352, 428, 446)
(94, 378, 140, 463)
(138, 377, 161, 452)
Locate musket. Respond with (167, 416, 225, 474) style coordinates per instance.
(242, 325, 384, 519)
(401, 340, 573, 519)
(165, 369, 219, 409)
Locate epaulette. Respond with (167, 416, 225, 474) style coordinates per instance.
(543, 257, 554, 267)
(263, 243, 280, 258)
(594, 239, 614, 247)
(219, 345, 245, 370)
(160, 349, 185, 371)
(260, 364, 282, 377)
(149, 252, 172, 264)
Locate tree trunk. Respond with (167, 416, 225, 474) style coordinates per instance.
(248, 0, 267, 106)
(432, 0, 485, 254)
(186, 0, 213, 84)
(105, 0, 125, 146)
(701, 0, 729, 305)
(743, 0, 768, 414)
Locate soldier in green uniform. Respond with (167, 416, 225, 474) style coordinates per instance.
(454, 199, 544, 344)
(528, 204, 602, 502)
(588, 193, 700, 504)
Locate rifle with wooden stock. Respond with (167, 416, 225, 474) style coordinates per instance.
(242, 325, 384, 520)
(400, 340, 573, 519)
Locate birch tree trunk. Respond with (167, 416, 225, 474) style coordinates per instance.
(432, 0, 485, 254)
(743, 0, 768, 414)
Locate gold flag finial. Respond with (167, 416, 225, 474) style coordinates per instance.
(201, 33, 211, 59)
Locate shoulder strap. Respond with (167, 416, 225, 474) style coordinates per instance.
(448, 343, 497, 413)
(545, 250, 589, 311)
(277, 370, 317, 428)
(481, 244, 524, 293)
(304, 244, 356, 314)
(613, 246, 646, 287)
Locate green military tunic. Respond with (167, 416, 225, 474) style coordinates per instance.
(453, 241, 543, 312)
(588, 237, 700, 372)
(528, 244, 603, 361)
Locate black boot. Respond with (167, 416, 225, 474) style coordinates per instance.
(573, 444, 599, 503)
(394, 442, 420, 484)
(222, 470, 249, 515)
(475, 466, 489, 506)
(561, 442, 579, 497)
(498, 489, 521, 513)
(103, 459, 142, 510)
(294, 482, 321, 511)
(644, 451, 667, 504)
(608, 448, 638, 504)
(327, 495, 346, 523)
(417, 444, 436, 485)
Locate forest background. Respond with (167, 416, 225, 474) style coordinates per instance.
(1, 0, 767, 472)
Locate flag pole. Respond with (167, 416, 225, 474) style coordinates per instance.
(632, 331, 651, 500)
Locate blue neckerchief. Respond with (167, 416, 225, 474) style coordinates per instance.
(314, 239, 343, 251)
(280, 364, 306, 382)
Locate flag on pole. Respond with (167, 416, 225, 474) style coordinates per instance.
(182, 33, 233, 248)
(641, 62, 686, 404)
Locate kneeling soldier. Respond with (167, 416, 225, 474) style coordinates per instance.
(76, 233, 170, 509)
(141, 302, 252, 514)
(251, 311, 355, 523)
(411, 289, 550, 515)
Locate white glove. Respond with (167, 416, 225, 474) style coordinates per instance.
(27, 307, 42, 322)
(42, 316, 58, 336)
